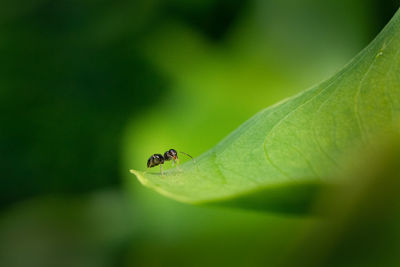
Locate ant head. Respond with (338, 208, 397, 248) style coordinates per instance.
(164, 149, 178, 161)
(147, 154, 164, 168)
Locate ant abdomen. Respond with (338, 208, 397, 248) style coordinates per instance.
(147, 154, 164, 168)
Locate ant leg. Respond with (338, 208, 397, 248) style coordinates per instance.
(160, 165, 164, 176)
(173, 158, 182, 171)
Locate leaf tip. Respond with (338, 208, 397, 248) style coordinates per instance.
(129, 169, 149, 186)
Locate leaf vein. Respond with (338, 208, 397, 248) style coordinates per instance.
(353, 34, 397, 142)
(311, 48, 370, 168)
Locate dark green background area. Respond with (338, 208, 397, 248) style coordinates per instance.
(0, 0, 248, 208)
(0, 1, 399, 267)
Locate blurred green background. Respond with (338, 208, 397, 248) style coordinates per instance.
(1, 0, 399, 266)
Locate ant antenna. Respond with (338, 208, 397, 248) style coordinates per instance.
(180, 151, 196, 164)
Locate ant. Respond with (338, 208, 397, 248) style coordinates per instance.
(147, 149, 194, 175)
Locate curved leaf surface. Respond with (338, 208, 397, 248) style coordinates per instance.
(130, 9, 400, 213)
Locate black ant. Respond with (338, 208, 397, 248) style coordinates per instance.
(147, 149, 194, 175)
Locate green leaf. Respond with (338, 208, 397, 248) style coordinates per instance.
(130, 9, 400, 214)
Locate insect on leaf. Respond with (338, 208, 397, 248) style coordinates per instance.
(130, 9, 400, 214)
